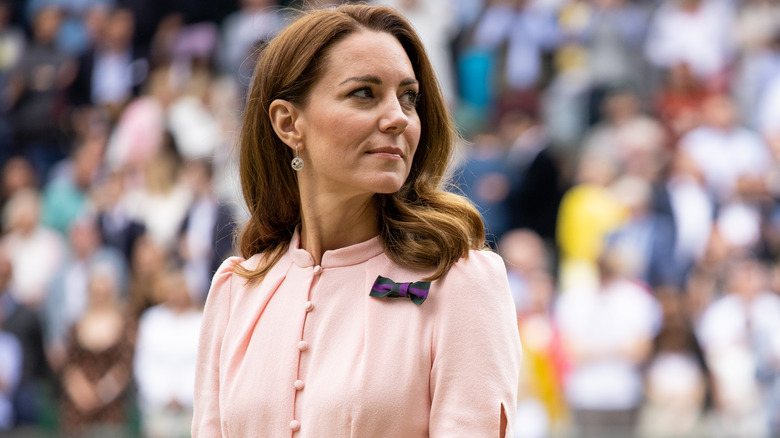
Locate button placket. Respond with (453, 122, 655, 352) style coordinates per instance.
(291, 265, 322, 433)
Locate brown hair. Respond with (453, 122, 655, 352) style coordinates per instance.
(236, 4, 485, 282)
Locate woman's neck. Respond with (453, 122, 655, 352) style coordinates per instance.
(298, 191, 379, 265)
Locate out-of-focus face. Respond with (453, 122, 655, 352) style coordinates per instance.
(105, 9, 135, 50)
(702, 94, 737, 130)
(5, 190, 40, 235)
(70, 220, 100, 259)
(727, 259, 767, 299)
(2, 157, 36, 197)
(604, 92, 638, 124)
(294, 29, 422, 197)
(33, 6, 61, 44)
(88, 270, 117, 308)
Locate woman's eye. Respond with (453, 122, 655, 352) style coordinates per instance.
(350, 87, 373, 99)
(399, 90, 420, 108)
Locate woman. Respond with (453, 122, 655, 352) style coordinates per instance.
(60, 265, 135, 437)
(193, 4, 522, 437)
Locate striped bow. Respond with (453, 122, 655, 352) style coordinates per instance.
(369, 275, 431, 305)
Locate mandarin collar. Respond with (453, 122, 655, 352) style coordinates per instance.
(288, 227, 384, 269)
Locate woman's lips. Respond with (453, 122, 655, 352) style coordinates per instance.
(367, 147, 404, 160)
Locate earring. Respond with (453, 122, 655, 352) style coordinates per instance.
(291, 143, 304, 171)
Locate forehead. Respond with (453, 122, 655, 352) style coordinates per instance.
(318, 29, 416, 83)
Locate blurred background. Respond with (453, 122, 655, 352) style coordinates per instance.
(0, 0, 778, 436)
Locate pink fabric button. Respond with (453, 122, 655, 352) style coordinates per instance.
(294, 380, 305, 390)
(313, 265, 323, 275)
(289, 420, 300, 431)
(297, 341, 308, 351)
(304, 301, 314, 312)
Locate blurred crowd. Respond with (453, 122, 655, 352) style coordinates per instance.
(0, 0, 778, 436)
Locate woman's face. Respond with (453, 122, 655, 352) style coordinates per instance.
(294, 29, 422, 197)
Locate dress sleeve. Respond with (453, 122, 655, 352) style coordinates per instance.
(192, 257, 239, 437)
(428, 251, 522, 437)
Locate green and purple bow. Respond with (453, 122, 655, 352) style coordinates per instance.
(369, 275, 431, 305)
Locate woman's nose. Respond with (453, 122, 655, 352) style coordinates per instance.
(379, 97, 409, 134)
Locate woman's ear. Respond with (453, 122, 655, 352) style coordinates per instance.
(269, 99, 302, 149)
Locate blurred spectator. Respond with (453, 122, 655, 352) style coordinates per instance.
(752, 34, 780, 141)
(556, 150, 626, 289)
(555, 246, 662, 438)
(581, 87, 667, 180)
(653, 63, 708, 147)
(470, 0, 559, 118)
(128, 233, 166, 319)
(92, 170, 145, 263)
(40, 134, 105, 235)
(0, 248, 51, 427)
(0, 298, 22, 431)
(177, 158, 236, 301)
(696, 256, 780, 437)
(734, 8, 780, 131)
(455, 133, 512, 244)
(679, 93, 772, 254)
(644, 0, 735, 87)
(25, 0, 114, 55)
(104, 66, 171, 173)
(134, 269, 201, 438)
(167, 74, 223, 160)
(540, 43, 590, 150)
(499, 228, 552, 314)
(0, 189, 66, 310)
(503, 111, 564, 243)
(733, 0, 780, 53)
(59, 265, 135, 437)
(560, 0, 648, 125)
(0, 0, 24, 90)
(0, 156, 37, 212)
(43, 216, 127, 372)
(515, 273, 566, 438)
(606, 176, 678, 290)
(665, 149, 715, 285)
(679, 93, 772, 204)
(6, 5, 76, 183)
(218, 0, 282, 79)
(0, 0, 25, 168)
(638, 290, 710, 438)
(68, 7, 148, 118)
(123, 133, 191, 252)
(500, 230, 568, 437)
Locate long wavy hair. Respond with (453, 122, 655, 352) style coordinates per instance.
(236, 4, 485, 282)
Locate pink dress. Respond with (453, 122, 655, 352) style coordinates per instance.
(193, 230, 522, 437)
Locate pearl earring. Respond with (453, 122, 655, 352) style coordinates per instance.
(291, 144, 304, 171)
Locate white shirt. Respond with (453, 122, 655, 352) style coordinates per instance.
(92, 50, 132, 106)
(134, 305, 202, 410)
(644, 0, 735, 79)
(681, 125, 771, 201)
(1, 227, 65, 308)
(556, 279, 661, 410)
(697, 292, 780, 408)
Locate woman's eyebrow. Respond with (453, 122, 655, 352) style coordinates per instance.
(340, 75, 382, 86)
(339, 76, 419, 86)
